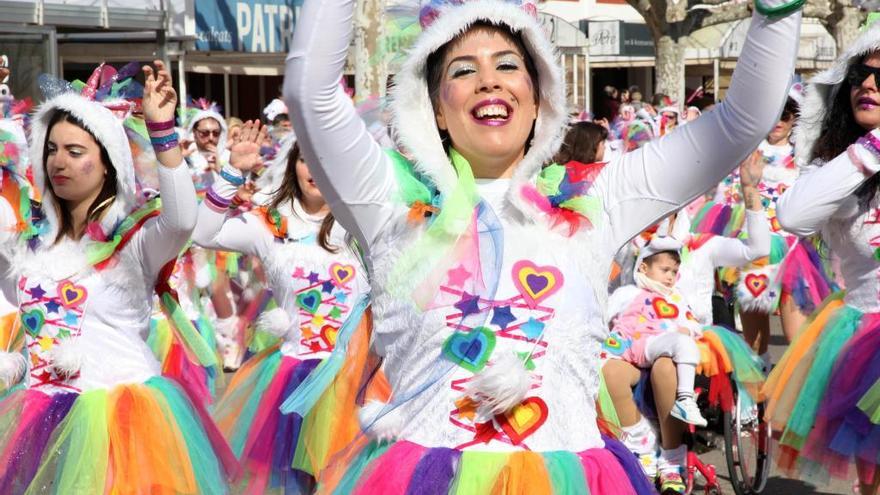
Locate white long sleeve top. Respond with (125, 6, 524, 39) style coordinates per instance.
(0, 164, 197, 394)
(284, 0, 801, 452)
(777, 137, 880, 313)
(191, 172, 369, 359)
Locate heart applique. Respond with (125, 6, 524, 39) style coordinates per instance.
(442, 327, 496, 373)
(744, 273, 769, 298)
(58, 281, 88, 309)
(329, 263, 355, 287)
(512, 260, 564, 308)
(496, 397, 549, 445)
(320, 325, 339, 347)
(21, 309, 46, 336)
(651, 297, 679, 319)
(296, 289, 322, 314)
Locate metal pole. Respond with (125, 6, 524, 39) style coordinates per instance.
(584, 50, 591, 116)
(223, 73, 231, 118)
(713, 57, 720, 103)
(572, 52, 579, 111)
(178, 54, 187, 116)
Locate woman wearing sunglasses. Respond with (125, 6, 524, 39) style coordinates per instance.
(763, 24, 880, 495)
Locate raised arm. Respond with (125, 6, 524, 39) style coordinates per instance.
(776, 131, 880, 236)
(192, 121, 274, 257)
(283, 0, 397, 252)
(598, 8, 802, 250)
(134, 61, 198, 280)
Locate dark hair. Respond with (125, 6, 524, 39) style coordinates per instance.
(554, 122, 608, 164)
(425, 21, 540, 151)
(43, 109, 117, 242)
(270, 142, 338, 253)
(644, 250, 681, 266)
(810, 63, 880, 206)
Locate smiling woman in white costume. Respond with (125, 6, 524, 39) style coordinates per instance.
(283, 0, 803, 492)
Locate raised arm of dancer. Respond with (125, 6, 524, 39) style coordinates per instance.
(776, 134, 880, 236)
(192, 121, 274, 257)
(283, 0, 396, 252)
(598, 8, 802, 251)
(134, 61, 198, 280)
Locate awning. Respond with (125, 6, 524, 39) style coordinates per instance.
(684, 17, 836, 69)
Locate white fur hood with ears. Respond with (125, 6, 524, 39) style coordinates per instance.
(186, 109, 228, 149)
(389, 0, 567, 219)
(793, 22, 880, 167)
(30, 93, 137, 242)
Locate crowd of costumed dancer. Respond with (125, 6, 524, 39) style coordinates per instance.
(281, 0, 799, 492)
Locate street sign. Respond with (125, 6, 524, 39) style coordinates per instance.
(195, 0, 299, 52)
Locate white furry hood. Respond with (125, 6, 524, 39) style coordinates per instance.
(30, 93, 137, 242)
(793, 22, 880, 167)
(389, 0, 567, 220)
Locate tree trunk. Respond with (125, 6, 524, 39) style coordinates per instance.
(831, 1, 862, 54)
(354, 0, 387, 101)
(655, 36, 686, 107)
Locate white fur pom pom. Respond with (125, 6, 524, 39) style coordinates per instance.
(195, 266, 212, 290)
(359, 400, 403, 442)
(255, 308, 292, 339)
(0, 351, 27, 387)
(49, 338, 86, 377)
(467, 351, 532, 416)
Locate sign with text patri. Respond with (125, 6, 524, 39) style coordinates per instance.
(195, 0, 300, 52)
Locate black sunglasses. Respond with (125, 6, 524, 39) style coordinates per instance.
(846, 64, 880, 87)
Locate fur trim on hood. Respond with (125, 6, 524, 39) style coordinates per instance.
(793, 22, 880, 167)
(388, 0, 567, 220)
(186, 109, 228, 148)
(30, 93, 137, 242)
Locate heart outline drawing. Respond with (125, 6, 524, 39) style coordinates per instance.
(651, 297, 679, 319)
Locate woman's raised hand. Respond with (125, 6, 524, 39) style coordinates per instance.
(229, 120, 268, 172)
(739, 150, 766, 189)
(142, 60, 177, 124)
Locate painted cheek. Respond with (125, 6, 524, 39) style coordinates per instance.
(81, 161, 95, 176)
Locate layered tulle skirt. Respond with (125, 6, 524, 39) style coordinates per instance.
(316, 436, 656, 495)
(212, 303, 384, 494)
(0, 376, 237, 494)
(762, 294, 880, 485)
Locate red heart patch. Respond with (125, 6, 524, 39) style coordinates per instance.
(58, 281, 88, 309)
(652, 297, 679, 319)
(320, 325, 338, 347)
(744, 273, 769, 297)
(496, 397, 549, 445)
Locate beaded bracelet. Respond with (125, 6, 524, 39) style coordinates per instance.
(753, 0, 805, 18)
(146, 119, 175, 132)
(152, 139, 179, 153)
(220, 168, 246, 186)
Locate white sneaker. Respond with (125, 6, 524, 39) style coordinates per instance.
(671, 396, 708, 427)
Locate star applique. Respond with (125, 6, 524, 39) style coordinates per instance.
(490, 306, 516, 330)
(454, 292, 481, 317)
(521, 318, 545, 340)
(30, 284, 46, 299)
(63, 313, 78, 326)
(45, 300, 61, 314)
(454, 396, 478, 421)
(38, 336, 54, 351)
(334, 291, 348, 304)
(56, 328, 71, 339)
(293, 267, 305, 278)
(301, 327, 315, 339)
(328, 307, 342, 319)
(321, 281, 335, 294)
(311, 314, 325, 327)
(309, 341, 322, 353)
(446, 265, 471, 288)
(515, 351, 537, 371)
(307, 272, 320, 284)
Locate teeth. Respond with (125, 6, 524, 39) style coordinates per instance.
(475, 104, 509, 119)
